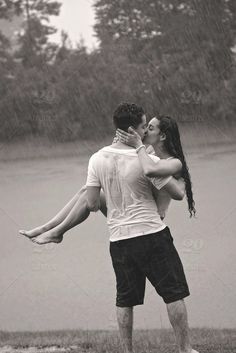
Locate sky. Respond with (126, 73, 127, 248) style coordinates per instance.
(50, 0, 98, 49)
(0, 0, 98, 50)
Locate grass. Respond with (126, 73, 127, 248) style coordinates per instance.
(0, 328, 235, 352)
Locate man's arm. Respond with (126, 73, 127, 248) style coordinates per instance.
(151, 175, 185, 200)
(162, 177, 185, 200)
(86, 153, 102, 212)
(145, 154, 185, 200)
(86, 186, 101, 212)
(151, 186, 171, 220)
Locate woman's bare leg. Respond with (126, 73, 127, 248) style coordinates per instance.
(32, 189, 107, 245)
(19, 186, 88, 238)
(20, 137, 114, 239)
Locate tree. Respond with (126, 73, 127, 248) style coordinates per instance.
(0, 1, 23, 97)
(0, 1, 22, 58)
(94, 0, 235, 72)
(0, 0, 22, 19)
(54, 30, 73, 63)
(15, 0, 61, 67)
(93, 0, 236, 122)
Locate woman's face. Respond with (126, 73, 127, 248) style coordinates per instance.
(143, 117, 162, 146)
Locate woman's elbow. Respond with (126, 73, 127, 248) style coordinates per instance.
(87, 201, 100, 212)
(86, 189, 100, 212)
(144, 168, 156, 177)
(173, 191, 185, 200)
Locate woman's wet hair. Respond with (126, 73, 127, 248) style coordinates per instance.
(157, 115, 196, 217)
(113, 102, 145, 132)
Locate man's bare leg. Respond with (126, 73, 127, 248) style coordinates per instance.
(19, 186, 87, 238)
(31, 189, 107, 244)
(116, 307, 133, 353)
(166, 299, 193, 353)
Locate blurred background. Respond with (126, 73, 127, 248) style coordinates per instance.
(0, 0, 235, 332)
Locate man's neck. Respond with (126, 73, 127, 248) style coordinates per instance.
(110, 141, 134, 149)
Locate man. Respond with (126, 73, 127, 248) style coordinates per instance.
(86, 102, 198, 353)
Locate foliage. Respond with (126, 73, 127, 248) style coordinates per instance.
(0, 0, 235, 142)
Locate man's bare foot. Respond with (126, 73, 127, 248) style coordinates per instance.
(19, 226, 49, 239)
(31, 229, 63, 245)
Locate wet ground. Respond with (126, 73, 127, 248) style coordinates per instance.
(0, 141, 236, 331)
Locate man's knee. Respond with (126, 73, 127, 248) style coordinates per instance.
(166, 299, 188, 320)
(166, 298, 185, 309)
(167, 298, 185, 305)
(116, 306, 133, 324)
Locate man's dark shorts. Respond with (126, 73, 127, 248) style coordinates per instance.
(109, 226, 190, 307)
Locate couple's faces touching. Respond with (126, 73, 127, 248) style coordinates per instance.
(134, 115, 165, 146)
(134, 114, 148, 140)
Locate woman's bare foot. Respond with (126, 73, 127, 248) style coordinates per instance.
(19, 225, 49, 239)
(31, 228, 63, 245)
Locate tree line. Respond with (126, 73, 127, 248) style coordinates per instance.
(0, 0, 235, 142)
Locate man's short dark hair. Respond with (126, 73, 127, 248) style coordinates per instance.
(113, 102, 145, 132)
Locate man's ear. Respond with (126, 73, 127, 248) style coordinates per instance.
(128, 126, 136, 133)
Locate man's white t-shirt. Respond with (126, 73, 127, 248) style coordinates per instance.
(86, 146, 172, 242)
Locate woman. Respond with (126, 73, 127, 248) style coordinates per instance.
(117, 115, 196, 218)
(19, 115, 195, 244)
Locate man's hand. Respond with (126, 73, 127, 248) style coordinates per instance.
(112, 136, 118, 144)
(146, 145, 155, 154)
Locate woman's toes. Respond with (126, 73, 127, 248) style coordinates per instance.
(29, 231, 63, 245)
(31, 238, 41, 245)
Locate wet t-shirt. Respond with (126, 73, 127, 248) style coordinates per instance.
(86, 146, 172, 242)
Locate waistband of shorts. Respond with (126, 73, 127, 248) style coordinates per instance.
(110, 226, 168, 245)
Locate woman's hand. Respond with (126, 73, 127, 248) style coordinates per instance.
(116, 127, 143, 148)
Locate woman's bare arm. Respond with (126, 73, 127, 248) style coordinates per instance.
(116, 128, 182, 177)
(137, 147, 182, 177)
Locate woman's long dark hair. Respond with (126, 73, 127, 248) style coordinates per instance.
(158, 115, 196, 217)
